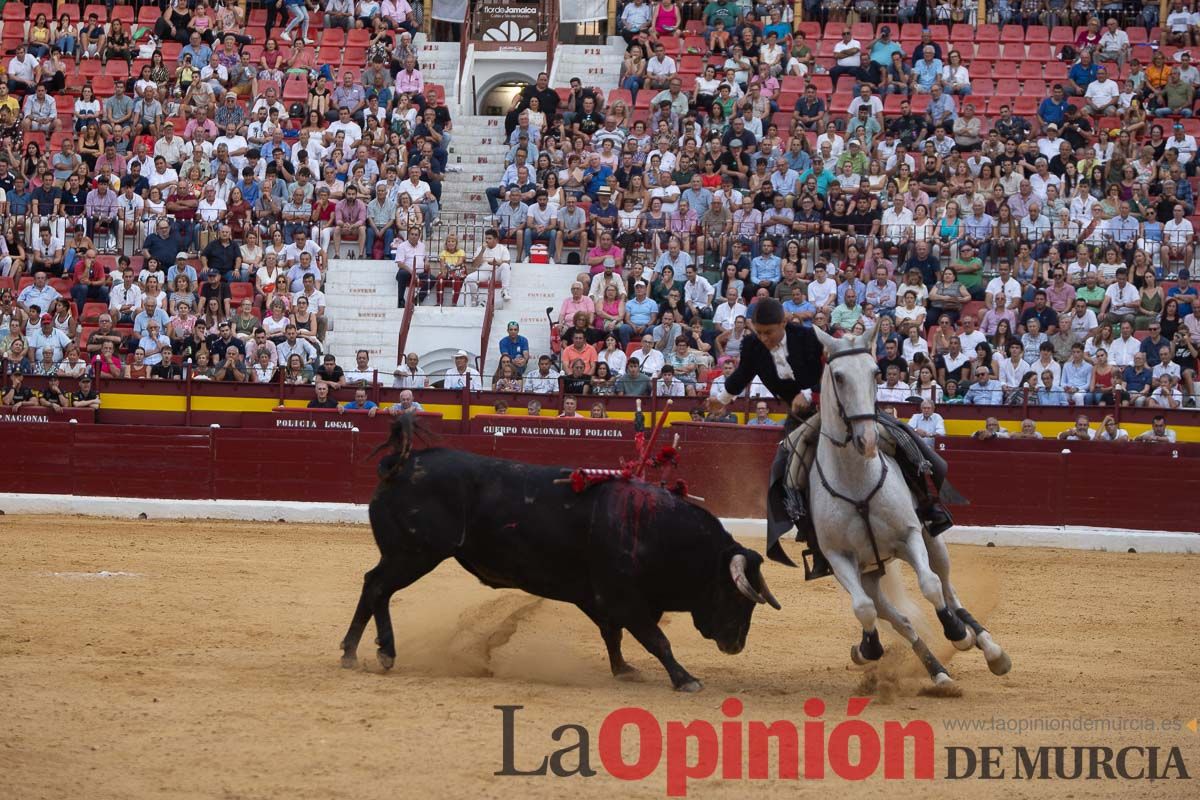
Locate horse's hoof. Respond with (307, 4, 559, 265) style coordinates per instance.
(932, 671, 953, 687)
(614, 665, 642, 682)
(987, 651, 1012, 676)
(676, 679, 704, 693)
(340, 654, 358, 669)
(377, 650, 395, 671)
(851, 644, 867, 665)
(952, 627, 976, 651)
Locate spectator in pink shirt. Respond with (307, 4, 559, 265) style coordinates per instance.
(381, 0, 417, 35)
(980, 293, 1017, 337)
(333, 184, 368, 256)
(585, 232, 624, 275)
(394, 55, 424, 101)
(183, 108, 218, 142)
(557, 281, 596, 336)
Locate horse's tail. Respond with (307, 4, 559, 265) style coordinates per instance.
(371, 413, 431, 480)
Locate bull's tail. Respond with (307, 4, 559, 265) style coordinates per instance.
(372, 413, 431, 480)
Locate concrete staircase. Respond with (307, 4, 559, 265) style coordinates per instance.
(417, 37, 461, 113)
(549, 40, 628, 94)
(322, 259, 404, 369)
(481, 262, 581, 373)
(320, 39, 605, 377)
(441, 114, 509, 220)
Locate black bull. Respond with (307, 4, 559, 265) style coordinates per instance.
(340, 416, 781, 691)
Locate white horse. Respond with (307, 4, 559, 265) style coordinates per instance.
(809, 325, 1011, 687)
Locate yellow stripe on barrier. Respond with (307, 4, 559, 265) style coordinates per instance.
(99, 393, 188, 412)
(95, 390, 1200, 441)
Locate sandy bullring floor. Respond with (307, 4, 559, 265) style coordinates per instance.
(1, 516, 1198, 799)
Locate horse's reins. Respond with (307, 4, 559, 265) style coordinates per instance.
(814, 345, 889, 575)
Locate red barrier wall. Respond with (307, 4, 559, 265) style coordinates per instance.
(4, 421, 1198, 531)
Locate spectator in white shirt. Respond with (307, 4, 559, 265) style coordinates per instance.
(392, 352, 427, 389)
(985, 262, 1023, 310)
(1161, 203, 1195, 268)
(712, 286, 747, 331)
(465, 228, 512, 305)
(682, 264, 714, 319)
(645, 42, 677, 91)
(1100, 268, 1139, 326)
(444, 350, 483, 391)
(1106, 320, 1140, 368)
(876, 365, 910, 402)
(1082, 66, 1121, 116)
(1096, 18, 1130, 69)
(908, 399, 946, 443)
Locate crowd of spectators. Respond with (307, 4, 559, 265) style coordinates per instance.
(0, 0, 454, 385)
(3, 1, 1200, 431)
(469, 0, 1200, 415)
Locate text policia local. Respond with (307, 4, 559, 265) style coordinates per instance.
(494, 700, 1191, 796)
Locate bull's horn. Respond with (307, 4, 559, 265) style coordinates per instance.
(756, 570, 782, 610)
(730, 554, 767, 605)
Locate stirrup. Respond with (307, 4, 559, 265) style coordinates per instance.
(801, 546, 834, 582)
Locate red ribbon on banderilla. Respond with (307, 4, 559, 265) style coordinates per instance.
(556, 400, 703, 501)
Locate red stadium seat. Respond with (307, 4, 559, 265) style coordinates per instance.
(1024, 26, 1050, 43)
(319, 29, 345, 49)
(829, 92, 853, 116)
(1017, 61, 1043, 81)
(992, 61, 1017, 79)
(92, 75, 116, 97)
(975, 42, 1001, 63)
(1026, 43, 1055, 63)
(1045, 62, 1068, 82)
(796, 21, 820, 39)
(1012, 96, 1039, 117)
(2, 4, 25, 22)
(283, 77, 308, 102)
(1049, 27, 1074, 46)
(137, 6, 159, 26)
(960, 300, 985, 321)
(230, 283, 256, 307)
(1023, 79, 1048, 98)
(81, 303, 108, 324)
(608, 88, 633, 108)
(1000, 24, 1024, 44)
(976, 24, 1000, 43)
(83, 4, 109, 21)
(993, 79, 1022, 97)
(998, 43, 1024, 62)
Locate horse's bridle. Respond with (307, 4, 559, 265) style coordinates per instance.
(814, 345, 889, 574)
(821, 347, 877, 449)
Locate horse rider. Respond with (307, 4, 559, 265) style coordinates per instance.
(707, 298, 957, 577)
